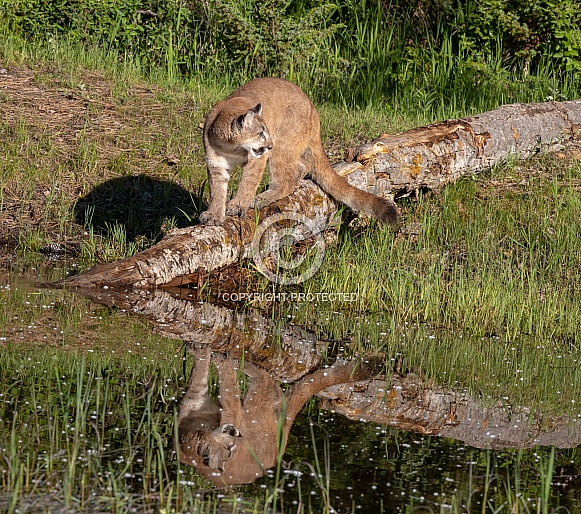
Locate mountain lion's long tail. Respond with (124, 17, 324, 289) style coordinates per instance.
(310, 150, 399, 225)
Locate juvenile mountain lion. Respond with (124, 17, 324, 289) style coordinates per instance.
(199, 77, 398, 226)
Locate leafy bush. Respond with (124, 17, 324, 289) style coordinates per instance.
(209, 0, 340, 78)
(462, 0, 581, 73)
(1, 0, 208, 75)
(1, 0, 579, 108)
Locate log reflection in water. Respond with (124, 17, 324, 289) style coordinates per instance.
(74, 286, 581, 482)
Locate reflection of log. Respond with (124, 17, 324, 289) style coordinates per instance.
(58, 100, 581, 289)
(78, 287, 581, 450)
(75, 287, 322, 382)
(317, 374, 581, 450)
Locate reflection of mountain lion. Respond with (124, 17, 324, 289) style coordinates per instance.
(178, 343, 375, 486)
(199, 77, 398, 226)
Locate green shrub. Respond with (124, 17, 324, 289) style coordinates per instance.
(209, 0, 340, 78)
(462, 0, 581, 73)
(1, 0, 207, 75)
(0, 0, 579, 108)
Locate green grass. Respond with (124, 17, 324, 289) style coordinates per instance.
(0, 347, 202, 513)
(0, 31, 217, 261)
(304, 0, 580, 118)
(298, 155, 581, 343)
(274, 155, 581, 413)
(1, 24, 579, 264)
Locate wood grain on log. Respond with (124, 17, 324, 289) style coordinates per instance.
(58, 100, 581, 289)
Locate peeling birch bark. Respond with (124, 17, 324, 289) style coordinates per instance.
(58, 99, 581, 289)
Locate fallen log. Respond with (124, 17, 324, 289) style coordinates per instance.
(59, 99, 581, 289)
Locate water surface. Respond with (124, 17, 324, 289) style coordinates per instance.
(1, 264, 581, 513)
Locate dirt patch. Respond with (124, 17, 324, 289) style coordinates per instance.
(1, 68, 153, 174)
(0, 67, 183, 167)
(0, 65, 207, 265)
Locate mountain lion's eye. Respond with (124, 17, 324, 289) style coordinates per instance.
(259, 131, 266, 141)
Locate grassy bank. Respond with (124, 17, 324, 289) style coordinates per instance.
(0, 30, 412, 264)
(2, 29, 581, 342)
(299, 155, 581, 342)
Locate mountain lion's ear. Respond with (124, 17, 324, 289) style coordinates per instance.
(235, 113, 247, 131)
(235, 105, 262, 131)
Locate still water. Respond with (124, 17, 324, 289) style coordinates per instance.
(1, 264, 581, 513)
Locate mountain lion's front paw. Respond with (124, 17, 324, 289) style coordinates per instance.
(199, 210, 225, 226)
(226, 201, 249, 218)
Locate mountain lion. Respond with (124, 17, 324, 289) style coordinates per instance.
(199, 77, 398, 226)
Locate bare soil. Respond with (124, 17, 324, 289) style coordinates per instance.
(0, 65, 207, 265)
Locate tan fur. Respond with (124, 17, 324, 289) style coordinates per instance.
(199, 77, 398, 226)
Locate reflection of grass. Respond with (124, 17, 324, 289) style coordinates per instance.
(278, 312, 581, 418)
(1, 349, 563, 514)
(306, 422, 334, 514)
(287, 413, 571, 514)
(0, 347, 202, 513)
(438, 447, 558, 514)
(0, 342, 344, 514)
